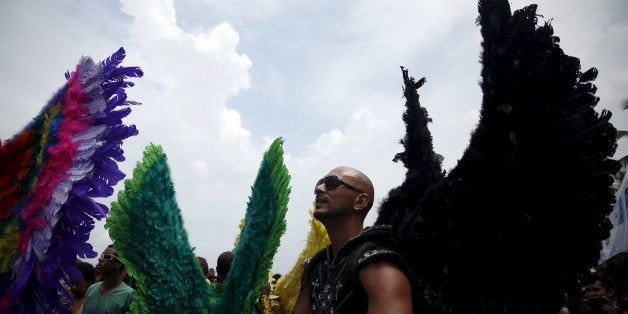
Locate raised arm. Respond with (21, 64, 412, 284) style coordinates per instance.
(359, 260, 413, 314)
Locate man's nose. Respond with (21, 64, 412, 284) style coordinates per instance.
(314, 183, 325, 194)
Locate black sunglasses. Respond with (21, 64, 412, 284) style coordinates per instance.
(101, 253, 119, 261)
(316, 175, 364, 193)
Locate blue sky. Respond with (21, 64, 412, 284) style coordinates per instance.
(1, 0, 626, 273)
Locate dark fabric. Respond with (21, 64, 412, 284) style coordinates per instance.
(302, 225, 410, 313)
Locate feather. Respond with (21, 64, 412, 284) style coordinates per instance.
(394, 1, 620, 312)
(274, 209, 329, 314)
(0, 131, 37, 221)
(106, 144, 211, 314)
(376, 67, 444, 229)
(101, 47, 127, 77)
(579, 67, 599, 83)
(213, 138, 291, 314)
(0, 48, 142, 313)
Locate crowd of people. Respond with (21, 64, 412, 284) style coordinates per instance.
(559, 257, 628, 314)
(58, 166, 626, 313)
(66, 246, 284, 313)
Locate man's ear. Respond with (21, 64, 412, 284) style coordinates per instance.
(353, 193, 370, 211)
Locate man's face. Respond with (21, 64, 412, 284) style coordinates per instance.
(70, 277, 91, 299)
(95, 247, 121, 276)
(584, 280, 607, 299)
(313, 168, 362, 220)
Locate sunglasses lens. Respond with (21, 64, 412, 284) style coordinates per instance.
(327, 176, 340, 189)
(315, 175, 344, 190)
(324, 176, 341, 190)
(102, 253, 117, 261)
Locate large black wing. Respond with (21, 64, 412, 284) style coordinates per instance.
(375, 67, 444, 227)
(397, 1, 620, 312)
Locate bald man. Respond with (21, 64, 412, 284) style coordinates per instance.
(292, 166, 412, 313)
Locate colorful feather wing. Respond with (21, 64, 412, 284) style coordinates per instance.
(0, 47, 142, 313)
(213, 138, 291, 314)
(274, 209, 329, 314)
(105, 144, 211, 314)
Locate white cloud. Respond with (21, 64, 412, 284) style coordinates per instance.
(0, 0, 259, 269)
(109, 0, 262, 269)
(184, 0, 302, 21)
(219, 108, 251, 139)
(1, 0, 626, 276)
(192, 160, 210, 175)
(262, 67, 286, 106)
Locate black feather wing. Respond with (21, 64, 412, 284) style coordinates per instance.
(375, 67, 444, 227)
(400, 1, 620, 312)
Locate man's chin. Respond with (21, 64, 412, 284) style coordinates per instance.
(312, 209, 329, 221)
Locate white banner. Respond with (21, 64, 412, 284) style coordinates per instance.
(599, 173, 628, 264)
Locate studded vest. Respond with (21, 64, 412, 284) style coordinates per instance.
(303, 225, 408, 313)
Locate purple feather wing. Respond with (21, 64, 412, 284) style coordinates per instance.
(0, 48, 142, 313)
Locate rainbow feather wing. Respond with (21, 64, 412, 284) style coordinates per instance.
(213, 138, 291, 314)
(106, 144, 211, 314)
(0, 48, 142, 313)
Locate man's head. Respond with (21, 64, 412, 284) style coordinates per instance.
(197, 256, 209, 278)
(583, 272, 614, 300)
(313, 166, 374, 222)
(96, 245, 124, 276)
(216, 251, 235, 283)
(70, 260, 96, 299)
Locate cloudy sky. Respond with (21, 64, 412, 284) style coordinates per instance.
(1, 0, 626, 274)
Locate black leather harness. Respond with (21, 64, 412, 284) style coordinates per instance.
(302, 225, 409, 313)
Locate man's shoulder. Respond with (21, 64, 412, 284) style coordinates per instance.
(115, 282, 134, 294)
(350, 225, 399, 258)
(85, 281, 103, 296)
(348, 225, 395, 251)
(352, 225, 412, 276)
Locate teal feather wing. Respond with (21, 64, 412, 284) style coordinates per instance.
(213, 138, 291, 314)
(106, 144, 211, 314)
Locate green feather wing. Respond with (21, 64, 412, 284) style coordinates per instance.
(213, 138, 291, 314)
(105, 144, 211, 314)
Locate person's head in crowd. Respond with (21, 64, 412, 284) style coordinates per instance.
(208, 268, 216, 282)
(260, 281, 272, 296)
(583, 272, 614, 300)
(70, 260, 96, 300)
(96, 244, 125, 278)
(579, 271, 617, 313)
(216, 251, 235, 284)
(271, 273, 281, 286)
(82, 245, 134, 313)
(197, 256, 209, 279)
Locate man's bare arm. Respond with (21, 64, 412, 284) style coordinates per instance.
(359, 260, 412, 314)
